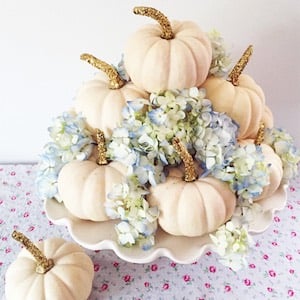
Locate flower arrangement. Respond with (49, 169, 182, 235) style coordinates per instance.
(37, 14, 300, 271)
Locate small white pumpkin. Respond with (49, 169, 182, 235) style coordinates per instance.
(75, 54, 149, 137)
(202, 46, 272, 139)
(5, 231, 94, 300)
(147, 138, 236, 237)
(58, 130, 127, 221)
(124, 6, 212, 92)
(58, 159, 126, 221)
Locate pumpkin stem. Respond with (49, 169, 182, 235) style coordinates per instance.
(172, 137, 197, 182)
(12, 231, 54, 274)
(254, 122, 265, 145)
(96, 129, 108, 165)
(80, 53, 125, 89)
(228, 45, 253, 86)
(133, 6, 174, 40)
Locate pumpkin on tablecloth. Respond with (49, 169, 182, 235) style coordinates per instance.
(5, 231, 94, 300)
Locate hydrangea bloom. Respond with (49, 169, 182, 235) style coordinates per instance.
(105, 176, 159, 249)
(192, 110, 238, 172)
(210, 197, 262, 271)
(264, 128, 300, 180)
(207, 29, 232, 77)
(210, 220, 254, 271)
(36, 111, 94, 201)
(108, 87, 238, 185)
(212, 144, 270, 200)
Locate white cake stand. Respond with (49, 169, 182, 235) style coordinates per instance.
(45, 183, 287, 264)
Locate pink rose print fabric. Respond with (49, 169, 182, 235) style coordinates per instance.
(1, 164, 300, 299)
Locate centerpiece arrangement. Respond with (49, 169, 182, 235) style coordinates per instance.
(36, 6, 300, 270)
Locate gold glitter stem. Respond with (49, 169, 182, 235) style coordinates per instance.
(133, 6, 174, 40)
(80, 53, 125, 89)
(172, 138, 197, 182)
(228, 45, 253, 86)
(12, 231, 54, 274)
(96, 129, 108, 165)
(254, 122, 265, 145)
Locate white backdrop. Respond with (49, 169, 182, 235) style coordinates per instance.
(1, 0, 299, 162)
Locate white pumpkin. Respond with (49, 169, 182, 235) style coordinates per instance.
(5, 231, 94, 300)
(202, 74, 266, 139)
(58, 158, 126, 221)
(124, 6, 212, 92)
(58, 130, 127, 221)
(202, 45, 273, 139)
(75, 54, 148, 137)
(148, 168, 236, 237)
(147, 138, 236, 236)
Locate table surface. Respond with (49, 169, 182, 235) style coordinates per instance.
(1, 164, 300, 300)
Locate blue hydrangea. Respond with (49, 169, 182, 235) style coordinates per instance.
(193, 111, 238, 172)
(212, 143, 270, 200)
(108, 87, 239, 187)
(264, 127, 300, 180)
(36, 111, 94, 201)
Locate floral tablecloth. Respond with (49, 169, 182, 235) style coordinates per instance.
(1, 164, 300, 300)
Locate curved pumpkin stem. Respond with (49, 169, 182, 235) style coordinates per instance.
(133, 6, 174, 40)
(172, 137, 197, 182)
(96, 129, 108, 165)
(12, 231, 54, 274)
(228, 45, 253, 86)
(254, 122, 265, 145)
(80, 53, 125, 89)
